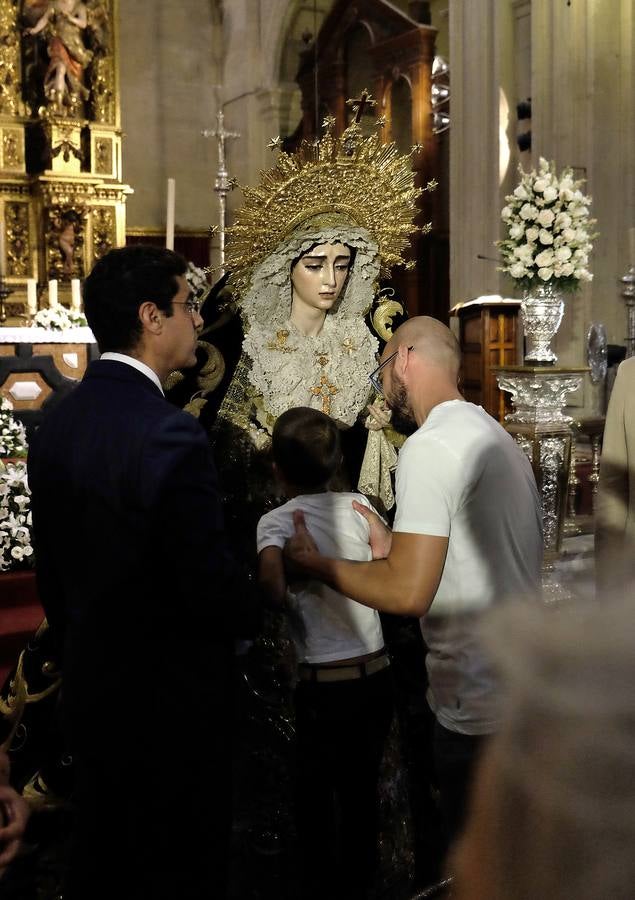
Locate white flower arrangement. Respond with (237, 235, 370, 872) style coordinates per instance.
(0, 462, 35, 572)
(497, 157, 597, 292)
(0, 398, 28, 459)
(32, 306, 88, 330)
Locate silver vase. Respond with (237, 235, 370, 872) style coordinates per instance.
(520, 283, 565, 365)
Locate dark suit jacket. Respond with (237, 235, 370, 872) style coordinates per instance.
(28, 359, 247, 756)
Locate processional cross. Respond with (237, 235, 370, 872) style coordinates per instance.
(202, 108, 240, 276)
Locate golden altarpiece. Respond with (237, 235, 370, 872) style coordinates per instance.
(0, 0, 129, 422)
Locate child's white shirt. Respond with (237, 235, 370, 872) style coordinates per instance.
(257, 491, 385, 664)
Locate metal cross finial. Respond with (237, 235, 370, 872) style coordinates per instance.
(202, 108, 241, 276)
(346, 89, 377, 124)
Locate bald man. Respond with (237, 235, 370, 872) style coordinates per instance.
(286, 316, 543, 840)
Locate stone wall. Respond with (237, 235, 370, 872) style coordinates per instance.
(119, 0, 222, 234)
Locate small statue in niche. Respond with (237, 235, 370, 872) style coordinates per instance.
(25, 0, 93, 113)
(52, 208, 81, 276)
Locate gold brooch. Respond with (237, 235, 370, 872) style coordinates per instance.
(266, 330, 297, 353)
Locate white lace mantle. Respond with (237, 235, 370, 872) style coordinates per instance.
(242, 316, 378, 427)
(238, 223, 381, 428)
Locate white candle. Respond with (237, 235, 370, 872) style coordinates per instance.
(629, 227, 635, 265)
(0, 219, 5, 279)
(71, 278, 82, 311)
(48, 279, 58, 308)
(26, 279, 37, 316)
(166, 177, 175, 250)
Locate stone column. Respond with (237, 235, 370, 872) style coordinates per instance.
(448, 0, 516, 306)
(531, 0, 635, 379)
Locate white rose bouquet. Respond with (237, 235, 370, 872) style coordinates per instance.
(497, 157, 597, 292)
(0, 462, 34, 572)
(32, 306, 87, 330)
(0, 398, 28, 459)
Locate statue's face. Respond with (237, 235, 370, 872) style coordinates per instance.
(291, 242, 351, 313)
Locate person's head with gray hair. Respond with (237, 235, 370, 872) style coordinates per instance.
(450, 594, 635, 900)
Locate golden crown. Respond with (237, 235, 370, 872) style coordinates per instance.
(225, 91, 437, 292)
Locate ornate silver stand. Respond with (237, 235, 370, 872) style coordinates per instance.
(494, 365, 588, 603)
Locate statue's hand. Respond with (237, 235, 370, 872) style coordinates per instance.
(365, 400, 392, 431)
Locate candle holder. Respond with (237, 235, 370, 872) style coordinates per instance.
(0, 278, 15, 325)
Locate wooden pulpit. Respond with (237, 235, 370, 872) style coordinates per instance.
(451, 296, 522, 422)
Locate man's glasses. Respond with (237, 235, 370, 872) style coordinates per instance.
(368, 346, 414, 396)
(172, 294, 203, 316)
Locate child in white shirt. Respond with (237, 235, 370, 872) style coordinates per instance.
(257, 406, 393, 900)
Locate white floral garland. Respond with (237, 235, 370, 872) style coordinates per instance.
(0, 462, 34, 572)
(32, 306, 87, 330)
(0, 398, 28, 458)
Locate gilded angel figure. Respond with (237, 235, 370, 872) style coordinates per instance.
(25, 0, 93, 111)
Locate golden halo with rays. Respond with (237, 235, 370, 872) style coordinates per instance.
(225, 111, 435, 293)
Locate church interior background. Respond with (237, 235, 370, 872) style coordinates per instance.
(0, 0, 633, 413)
(0, 0, 633, 894)
(0, 0, 632, 538)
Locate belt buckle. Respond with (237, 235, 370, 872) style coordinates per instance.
(299, 653, 389, 683)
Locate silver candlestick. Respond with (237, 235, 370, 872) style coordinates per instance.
(202, 108, 240, 277)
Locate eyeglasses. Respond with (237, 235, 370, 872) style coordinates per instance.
(368, 346, 414, 396)
(172, 294, 203, 316)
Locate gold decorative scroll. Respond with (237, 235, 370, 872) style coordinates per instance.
(1, 127, 25, 172)
(0, 0, 22, 116)
(92, 205, 115, 260)
(5, 202, 31, 278)
(94, 136, 113, 175)
(89, 0, 116, 125)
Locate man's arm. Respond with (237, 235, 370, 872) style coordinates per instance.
(286, 511, 447, 618)
(258, 546, 287, 606)
(151, 411, 259, 636)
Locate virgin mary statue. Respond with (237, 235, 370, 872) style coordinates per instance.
(176, 110, 435, 548)
(165, 110, 437, 894)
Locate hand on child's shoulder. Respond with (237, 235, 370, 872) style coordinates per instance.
(352, 498, 392, 559)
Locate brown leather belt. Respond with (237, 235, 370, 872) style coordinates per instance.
(298, 653, 390, 683)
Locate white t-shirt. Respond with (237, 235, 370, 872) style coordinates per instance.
(257, 492, 385, 664)
(394, 400, 543, 735)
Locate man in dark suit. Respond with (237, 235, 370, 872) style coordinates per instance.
(28, 245, 249, 899)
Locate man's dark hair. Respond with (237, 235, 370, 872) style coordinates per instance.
(272, 407, 342, 491)
(83, 245, 187, 353)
